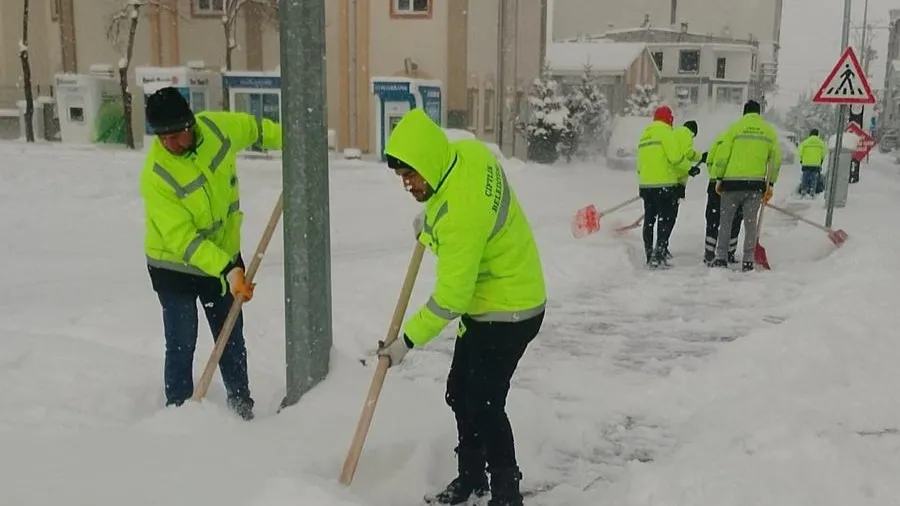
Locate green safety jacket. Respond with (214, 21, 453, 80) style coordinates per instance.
(673, 125, 701, 185)
(140, 111, 282, 287)
(636, 120, 688, 188)
(797, 135, 827, 167)
(714, 113, 782, 191)
(706, 131, 729, 181)
(384, 108, 546, 346)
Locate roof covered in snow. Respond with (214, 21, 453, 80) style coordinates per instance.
(546, 41, 651, 74)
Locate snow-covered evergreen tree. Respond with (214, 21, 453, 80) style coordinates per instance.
(559, 65, 611, 162)
(519, 71, 568, 164)
(624, 84, 660, 116)
(784, 91, 835, 139)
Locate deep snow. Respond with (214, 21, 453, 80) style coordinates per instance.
(2, 134, 899, 506)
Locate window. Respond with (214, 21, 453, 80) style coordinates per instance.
(751, 54, 758, 72)
(674, 85, 699, 105)
(678, 50, 700, 74)
(652, 52, 663, 72)
(193, 0, 225, 16)
(483, 88, 495, 131)
(715, 86, 744, 105)
(392, 0, 431, 17)
(716, 57, 726, 79)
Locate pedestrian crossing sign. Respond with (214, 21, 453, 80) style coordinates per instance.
(812, 46, 875, 105)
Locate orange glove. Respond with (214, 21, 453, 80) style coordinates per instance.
(226, 267, 255, 302)
(715, 181, 723, 196)
(763, 186, 774, 204)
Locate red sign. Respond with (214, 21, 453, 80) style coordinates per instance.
(846, 122, 876, 161)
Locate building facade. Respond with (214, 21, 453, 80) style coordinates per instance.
(566, 28, 761, 109)
(0, 0, 546, 157)
(545, 41, 660, 113)
(550, 0, 781, 91)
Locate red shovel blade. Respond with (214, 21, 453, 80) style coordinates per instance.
(754, 240, 771, 270)
(828, 229, 849, 247)
(572, 204, 600, 238)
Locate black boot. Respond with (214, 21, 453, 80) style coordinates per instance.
(427, 447, 488, 505)
(741, 261, 754, 272)
(227, 396, 254, 421)
(710, 258, 727, 268)
(488, 466, 524, 506)
(653, 248, 669, 268)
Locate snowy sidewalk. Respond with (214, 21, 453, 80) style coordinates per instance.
(2, 141, 900, 506)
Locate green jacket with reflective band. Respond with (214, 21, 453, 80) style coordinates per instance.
(713, 113, 782, 192)
(673, 125, 701, 185)
(384, 109, 546, 347)
(636, 120, 688, 188)
(797, 134, 827, 167)
(141, 111, 282, 283)
(706, 131, 729, 181)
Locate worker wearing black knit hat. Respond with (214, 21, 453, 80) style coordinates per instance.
(139, 86, 284, 420)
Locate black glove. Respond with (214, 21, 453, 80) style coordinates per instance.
(688, 165, 701, 177)
(700, 151, 708, 164)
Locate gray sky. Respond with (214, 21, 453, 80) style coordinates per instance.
(772, 0, 892, 109)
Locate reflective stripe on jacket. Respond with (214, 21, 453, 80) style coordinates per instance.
(384, 109, 546, 346)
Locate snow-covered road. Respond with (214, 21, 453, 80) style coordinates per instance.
(2, 139, 900, 506)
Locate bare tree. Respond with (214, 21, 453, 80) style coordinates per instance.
(107, 1, 161, 149)
(19, 0, 34, 142)
(221, 0, 278, 108)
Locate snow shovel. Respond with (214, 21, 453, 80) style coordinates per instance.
(191, 192, 284, 402)
(766, 202, 849, 247)
(571, 196, 641, 238)
(614, 214, 644, 234)
(340, 241, 426, 486)
(753, 167, 773, 270)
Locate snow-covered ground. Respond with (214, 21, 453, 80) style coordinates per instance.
(2, 138, 899, 506)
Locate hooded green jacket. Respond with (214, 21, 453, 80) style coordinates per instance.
(384, 109, 546, 346)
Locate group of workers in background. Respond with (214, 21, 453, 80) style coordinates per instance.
(635, 99, 828, 272)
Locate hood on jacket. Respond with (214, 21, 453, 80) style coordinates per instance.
(383, 108, 453, 191)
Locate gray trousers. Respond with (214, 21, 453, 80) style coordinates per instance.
(716, 190, 762, 262)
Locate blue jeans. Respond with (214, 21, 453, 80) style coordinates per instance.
(157, 290, 252, 407)
(801, 167, 820, 195)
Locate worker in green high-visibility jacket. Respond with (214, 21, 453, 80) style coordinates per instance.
(139, 86, 283, 421)
(376, 108, 546, 506)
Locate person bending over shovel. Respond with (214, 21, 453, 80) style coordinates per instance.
(139, 86, 283, 420)
(376, 108, 547, 506)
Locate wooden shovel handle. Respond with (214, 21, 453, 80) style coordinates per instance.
(339, 241, 427, 485)
(192, 192, 284, 402)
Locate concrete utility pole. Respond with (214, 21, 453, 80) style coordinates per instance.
(278, 0, 333, 410)
(825, 0, 853, 228)
(497, 0, 519, 158)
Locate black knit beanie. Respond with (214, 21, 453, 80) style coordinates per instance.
(145, 87, 195, 135)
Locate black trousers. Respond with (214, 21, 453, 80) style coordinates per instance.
(156, 289, 252, 407)
(446, 312, 545, 479)
(704, 183, 742, 261)
(639, 187, 679, 260)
